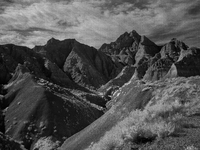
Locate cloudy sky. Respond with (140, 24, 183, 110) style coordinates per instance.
(0, 0, 200, 48)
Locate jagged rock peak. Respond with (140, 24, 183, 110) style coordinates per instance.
(47, 37, 60, 44)
(116, 30, 141, 43)
(169, 38, 188, 50)
(129, 30, 141, 41)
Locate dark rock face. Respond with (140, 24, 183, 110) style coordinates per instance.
(3, 65, 103, 149)
(62, 41, 120, 89)
(160, 38, 188, 62)
(144, 57, 173, 81)
(134, 35, 160, 67)
(99, 31, 141, 55)
(99, 31, 160, 79)
(143, 39, 190, 81)
(33, 38, 75, 69)
(0, 132, 27, 150)
(0, 109, 5, 133)
(166, 47, 200, 78)
(133, 35, 160, 79)
(34, 39, 121, 89)
(0, 44, 50, 83)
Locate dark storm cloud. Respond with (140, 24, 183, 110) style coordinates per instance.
(186, 2, 200, 16)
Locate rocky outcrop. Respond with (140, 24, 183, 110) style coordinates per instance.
(33, 38, 75, 69)
(99, 31, 160, 79)
(0, 132, 27, 150)
(99, 30, 142, 65)
(143, 38, 189, 81)
(134, 35, 160, 67)
(133, 35, 160, 79)
(63, 41, 121, 89)
(98, 66, 135, 100)
(143, 55, 174, 81)
(34, 39, 121, 89)
(43, 59, 75, 87)
(160, 38, 188, 61)
(165, 47, 200, 78)
(0, 44, 50, 83)
(99, 30, 141, 55)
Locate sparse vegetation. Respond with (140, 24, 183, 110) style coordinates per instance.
(185, 145, 198, 150)
(86, 77, 200, 150)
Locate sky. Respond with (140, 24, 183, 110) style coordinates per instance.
(0, 0, 200, 48)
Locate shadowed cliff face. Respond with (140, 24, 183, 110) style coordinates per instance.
(0, 132, 27, 150)
(99, 30, 160, 80)
(99, 30, 142, 66)
(34, 39, 121, 89)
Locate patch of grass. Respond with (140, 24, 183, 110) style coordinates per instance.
(86, 77, 200, 150)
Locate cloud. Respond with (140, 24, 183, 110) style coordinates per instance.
(0, 0, 200, 48)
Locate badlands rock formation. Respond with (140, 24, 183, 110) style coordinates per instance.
(0, 29, 200, 150)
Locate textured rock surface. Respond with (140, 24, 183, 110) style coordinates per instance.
(0, 44, 49, 83)
(63, 41, 119, 89)
(99, 30, 141, 65)
(0, 132, 27, 150)
(143, 39, 190, 81)
(3, 65, 103, 150)
(99, 31, 160, 79)
(34, 39, 121, 89)
(98, 66, 135, 100)
(165, 47, 200, 78)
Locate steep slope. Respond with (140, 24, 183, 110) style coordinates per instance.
(0, 44, 75, 89)
(0, 44, 47, 83)
(165, 47, 200, 78)
(63, 41, 121, 89)
(133, 35, 160, 79)
(60, 76, 200, 150)
(98, 66, 135, 100)
(3, 64, 103, 150)
(143, 38, 188, 81)
(60, 79, 151, 150)
(99, 30, 160, 80)
(99, 30, 141, 65)
(34, 39, 121, 89)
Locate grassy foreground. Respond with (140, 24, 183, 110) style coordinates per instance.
(85, 77, 200, 150)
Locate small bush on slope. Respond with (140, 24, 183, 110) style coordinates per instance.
(86, 77, 200, 150)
